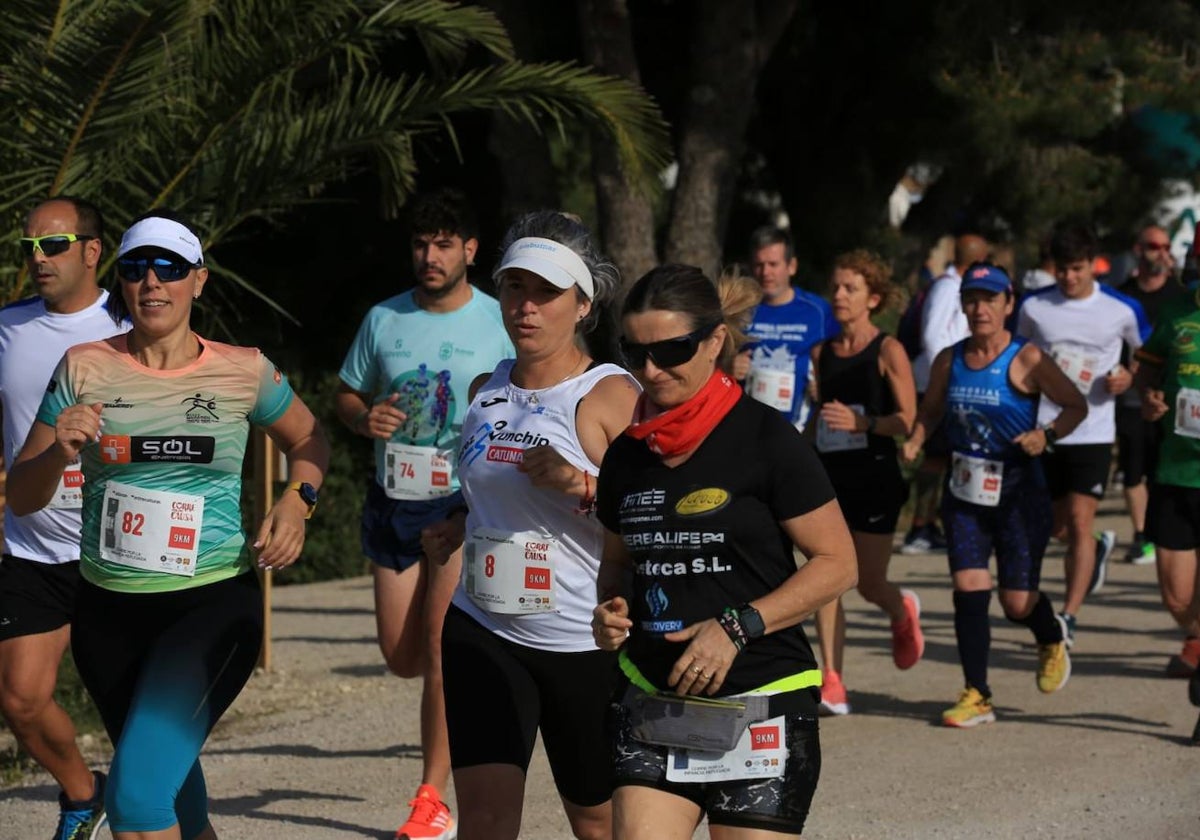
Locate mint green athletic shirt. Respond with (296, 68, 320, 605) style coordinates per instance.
(338, 288, 514, 491)
(37, 335, 293, 592)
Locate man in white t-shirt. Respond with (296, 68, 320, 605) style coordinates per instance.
(1017, 224, 1150, 647)
(0, 196, 127, 837)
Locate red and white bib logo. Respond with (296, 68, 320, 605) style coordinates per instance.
(750, 725, 780, 750)
(524, 567, 551, 590)
(168, 527, 197, 551)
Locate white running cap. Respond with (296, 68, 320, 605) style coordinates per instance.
(493, 236, 594, 299)
(118, 217, 203, 264)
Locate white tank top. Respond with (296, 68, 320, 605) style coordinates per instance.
(453, 359, 637, 652)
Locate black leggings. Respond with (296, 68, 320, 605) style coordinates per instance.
(72, 573, 262, 836)
(441, 605, 617, 807)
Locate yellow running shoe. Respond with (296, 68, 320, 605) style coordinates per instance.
(942, 687, 995, 728)
(1037, 641, 1071, 694)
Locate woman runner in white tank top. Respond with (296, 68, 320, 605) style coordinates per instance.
(421, 211, 638, 840)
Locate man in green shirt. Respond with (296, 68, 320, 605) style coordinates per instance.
(1136, 286, 1200, 679)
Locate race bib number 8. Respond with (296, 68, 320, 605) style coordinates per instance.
(99, 480, 204, 577)
(465, 528, 557, 614)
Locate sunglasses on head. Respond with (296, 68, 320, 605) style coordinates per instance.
(18, 233, 94, 258)
(1141, 242, 1170, 252)
(620, 322, 719, 370)
(116, 256, 196, 282)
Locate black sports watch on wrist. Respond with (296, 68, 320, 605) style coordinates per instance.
(286, 481, 319, 519)
(1042, 425, 1059, 447)
(737, 604, 766, 640)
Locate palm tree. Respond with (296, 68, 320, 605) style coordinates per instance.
(0, 0, 668, 321)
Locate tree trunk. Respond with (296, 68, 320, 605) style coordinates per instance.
(664, 0, 798, 275)
(576, 0, 658, 293)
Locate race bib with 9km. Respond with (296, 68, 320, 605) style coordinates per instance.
(384, 442, 454, 500)
(465, 527, 557, 614)
(1051, 343, 1100, 395)
(666, 715, 787, 783)
(816, 403, 868, 453)
(1175, 387, 1200, 439)
(47, 464, 84, 510)
(99, 480, 204, 577)
(747, 366, 795, 413)
(949, 451, 1003, 507)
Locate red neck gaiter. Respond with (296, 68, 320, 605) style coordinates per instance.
(626, 370, 742, 457)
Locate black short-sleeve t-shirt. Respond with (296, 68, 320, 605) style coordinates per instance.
(597, 396, 836, 695)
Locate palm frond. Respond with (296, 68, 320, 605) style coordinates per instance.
(0, 0, 669, 323)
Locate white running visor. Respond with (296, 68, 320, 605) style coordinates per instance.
(493, 236, 594, 300)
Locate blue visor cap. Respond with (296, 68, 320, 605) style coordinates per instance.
(961, 264, 1012, 295)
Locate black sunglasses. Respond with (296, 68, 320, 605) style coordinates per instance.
(620, 322, 719, 370)
(116, 256, 196, 283)
(18, 234, 94, 258)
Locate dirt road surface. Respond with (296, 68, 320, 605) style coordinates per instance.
(2, 496, 1199, 838)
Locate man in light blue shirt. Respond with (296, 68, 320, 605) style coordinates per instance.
(335, 189, 513, 839)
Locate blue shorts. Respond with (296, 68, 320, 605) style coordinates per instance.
(360, 481, 465, 572)
(942, 463, 1053, 592)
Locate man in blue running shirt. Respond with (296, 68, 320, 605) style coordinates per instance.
(734, 227, 838, 430)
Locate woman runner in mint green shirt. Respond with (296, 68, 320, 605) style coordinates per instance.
(8, 210, 330, 840)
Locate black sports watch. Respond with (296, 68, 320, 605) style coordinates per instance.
(286, 481, 319, 519)
(1042, 425, 1059, 448)
(737, 604, 766, 640)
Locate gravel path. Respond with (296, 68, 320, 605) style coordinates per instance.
(2, 496, 1199, 838)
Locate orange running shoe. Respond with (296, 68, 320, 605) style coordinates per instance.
(395, 784, 456, 840)
(819, 669, 850, 716)
(891, 589, 925, 670)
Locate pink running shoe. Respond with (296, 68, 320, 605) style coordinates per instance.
(891, 589, 925, 670)
(395, 784, 456, 840)
(819, 670, 850, 716)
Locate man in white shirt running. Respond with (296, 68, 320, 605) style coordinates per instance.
(1017, 224, 1150, 647)
(0, 196, 127, 838)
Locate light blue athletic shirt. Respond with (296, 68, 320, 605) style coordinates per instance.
(945, 337, 1038, 461)
(744, 289, 839, 424)
(338, 288, 514, 491)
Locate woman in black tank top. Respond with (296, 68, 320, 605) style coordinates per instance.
(806, 250, 921, 715)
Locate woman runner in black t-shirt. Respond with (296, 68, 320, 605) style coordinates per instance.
(592, 264, 857, 838)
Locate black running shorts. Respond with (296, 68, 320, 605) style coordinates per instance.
(0, 554, 80, 641)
